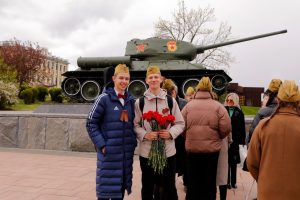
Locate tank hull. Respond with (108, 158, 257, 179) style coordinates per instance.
(62, 67, 231, 101)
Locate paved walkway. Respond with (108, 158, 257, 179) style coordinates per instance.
(0, 148, 257, 200)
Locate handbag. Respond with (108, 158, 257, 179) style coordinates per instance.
(239, 145, 247, 169)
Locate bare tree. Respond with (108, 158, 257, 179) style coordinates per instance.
(154, 0, 234, 70)
(0, 39, 48, 88)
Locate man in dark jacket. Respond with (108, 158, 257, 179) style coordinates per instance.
(162, 79, 188, 188)
(86, 64, 137, 200)
(247, 79, 282, 143)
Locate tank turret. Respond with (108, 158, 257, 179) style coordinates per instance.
(62, 30, 287, 101)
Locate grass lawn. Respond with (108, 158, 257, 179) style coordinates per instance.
(10, 100, 43, 111)
(241, 106, 260, 116)
(9, 99, 260, 116)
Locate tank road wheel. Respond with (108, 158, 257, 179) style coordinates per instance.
(80, 80, 101, 102)
(127, 80, 147, 99)
(182, 79, 199, 95)
(211, 75, 228, 92)
(63, 78, 81, 96)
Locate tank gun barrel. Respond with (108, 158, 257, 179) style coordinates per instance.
(77, 56, 131, 69)
(196, 29, 287, 53)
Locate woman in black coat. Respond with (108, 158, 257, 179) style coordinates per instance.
(224, 93, 246, 189)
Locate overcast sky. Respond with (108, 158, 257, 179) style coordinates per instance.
(0, 0, 299, 88)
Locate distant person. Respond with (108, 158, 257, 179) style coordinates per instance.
(134, 65, 185, 200)
(224, 93, 246, 189)
(86, 64, 137, 200)
(162, 79, 187, 110)
(247, 80, 300, 200)
(184, 87, 195, 102)
(181, 77, 231, 200)
(247, 79, 282, 143)
(213, 92, 232, 200)
(162, 79, 188, 190)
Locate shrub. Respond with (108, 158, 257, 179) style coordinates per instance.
(19, 83, 31, 98)
(0, 81, 19, 109)
(31, 87, 38, 103)
(20, 88, 33, 104)
(37, 86, 49, 102)
(49, 87, 62, 102)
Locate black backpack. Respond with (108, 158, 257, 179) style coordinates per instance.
(138, 95, 173, 115)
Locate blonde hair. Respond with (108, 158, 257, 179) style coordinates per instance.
(224, 93, 240, 107)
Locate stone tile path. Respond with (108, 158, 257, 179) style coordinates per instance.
(0, 148, 257, 200)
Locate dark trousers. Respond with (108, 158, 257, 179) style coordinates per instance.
(219, 185, 227, 200)
(139, 155, 178, 200)
(186, 152, 219, 200)
(228, 163, 237, 186)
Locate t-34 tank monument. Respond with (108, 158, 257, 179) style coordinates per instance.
(61, 29, 287, 102)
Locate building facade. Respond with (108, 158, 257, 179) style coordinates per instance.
(227, 83, 264, 107)
(41, 55, 69, 87)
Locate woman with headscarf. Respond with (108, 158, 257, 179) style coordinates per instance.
(224, 93, 246, 189)
(247, 80, 300, 199)
(181, 77, 231, 200)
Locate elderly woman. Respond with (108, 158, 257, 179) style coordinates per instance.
(224, 93, 246, 189)
(247, 80, 300, 199)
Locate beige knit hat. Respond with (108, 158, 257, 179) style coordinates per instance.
(162, 79, 175, 91)
(146, 65, 161, 76)
(196, 77, 212, 92)
(185, 87, 195, 96)
(268, 79, 282, 92)
(277, 80, 300, 102)
(114, 64, 129, 75)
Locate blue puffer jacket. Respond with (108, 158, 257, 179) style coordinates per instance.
(86, 88, 137, 199)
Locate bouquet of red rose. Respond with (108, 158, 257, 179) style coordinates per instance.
(142, 111, 176, 174)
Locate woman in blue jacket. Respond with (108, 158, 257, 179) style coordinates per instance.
(86, 64, 137, 200)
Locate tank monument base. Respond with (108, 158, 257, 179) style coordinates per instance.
(33, 103, 93, 114)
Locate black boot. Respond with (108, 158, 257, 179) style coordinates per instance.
(219, 185, 227, 200)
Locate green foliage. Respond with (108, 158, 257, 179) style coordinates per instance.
(0, 80, 19, 109)
(49, 87, 63, 103)
(0, 57, 17, 83)
(31, 87, 38, 103)
(20, 88, 33, 104)
(37, 86, 49, 102)
(19, 83, 31, 97)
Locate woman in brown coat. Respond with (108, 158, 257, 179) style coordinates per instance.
(247, 80, 300, 200)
